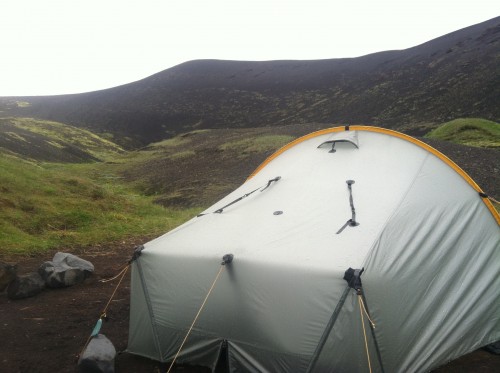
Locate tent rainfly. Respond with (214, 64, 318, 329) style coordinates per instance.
(127, 126, 500, 372)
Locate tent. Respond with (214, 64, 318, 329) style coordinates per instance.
(127, 126, 500, 372)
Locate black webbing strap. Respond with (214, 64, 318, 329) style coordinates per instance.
(307, 266, 385, 372)
(128, 245, 145, 264)
(329, 142, 336, 153)
(343, 267, 364, 293)
(336, 180, 360, 234)
(214, 187, 261, 214)
(198, 176, 281, 216)
(336, 219, 354, 234)
(260, 176, 281, 192)
(306, 285, 350, 372)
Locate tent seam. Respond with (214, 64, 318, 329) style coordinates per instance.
(361, 152, 432, 271)
(354, 153, 432, 369)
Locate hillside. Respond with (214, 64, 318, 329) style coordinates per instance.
(0, 117, 124, 162)
(1, 17, 499, 147)
(425, 118, 500, 147)
(110, 123, 500, 208)
(0, 152, 200, 254)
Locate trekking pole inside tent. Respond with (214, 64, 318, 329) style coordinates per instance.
(166, 254, 234, 373)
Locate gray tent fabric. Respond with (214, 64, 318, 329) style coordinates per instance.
(127, 126, 500, 372)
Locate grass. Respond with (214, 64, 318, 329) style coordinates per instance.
(148, 136, 191, 148)
(0, 155, 200, 255)
(425, 118, 500, 148)
(219, 135, 295, 155)
(168, 150, 196, 160)
(1, 117, 125, 160)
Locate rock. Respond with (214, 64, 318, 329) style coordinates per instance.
(0, 262, 17, 292)
(39, 252, 94, 288)
(78, 334, 116, 373)
(7, 272, 45, 300)
(484, 340, 500, 355)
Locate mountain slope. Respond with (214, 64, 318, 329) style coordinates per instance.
(0, 117, 124, 162)
(1, 17, 499, 147)
(116, 124, 500, 208)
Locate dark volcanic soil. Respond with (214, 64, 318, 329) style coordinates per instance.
(1, 238, 499, 373)
(0, 239, 211, 373)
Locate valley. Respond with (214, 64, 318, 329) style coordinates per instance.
(0, 15, 499, 372)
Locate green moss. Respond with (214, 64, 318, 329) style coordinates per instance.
(425, 118, 500, 148)
(149, 136, 190, 148)
(0, 154, 199, 255)
(5, 132, 28, 142)
(2, 117, 125, 160)
(168, 150, 196, 160)
(219, 135, 294, 154)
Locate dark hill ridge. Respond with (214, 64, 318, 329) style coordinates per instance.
(1, 16, 499, 147)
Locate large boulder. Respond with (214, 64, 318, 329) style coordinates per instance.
(39, 252, 94, 288)
(7, 272, 45, 300)
(0, 262, 17, 292)
(78, 334, 116, 373)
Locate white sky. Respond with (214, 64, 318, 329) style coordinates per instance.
(1, 0, 498, 96)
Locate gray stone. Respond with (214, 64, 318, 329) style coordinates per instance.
(7, 272, 45, 300)
(78, 334, 116, 373)
(39, 252, 94, 288)
(0, 262, 17, 292)
(484, 340, 500, 355)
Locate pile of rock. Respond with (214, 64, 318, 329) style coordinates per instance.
(0, 252, 94, 300)
(2, 253, 117, 372)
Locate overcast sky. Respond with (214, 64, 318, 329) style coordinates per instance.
(1, 0, 498, 96)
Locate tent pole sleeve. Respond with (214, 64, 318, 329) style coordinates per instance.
(361, 290, 386, 373)
(306, 285, 351, 373)
(134, 258, 164, 361)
